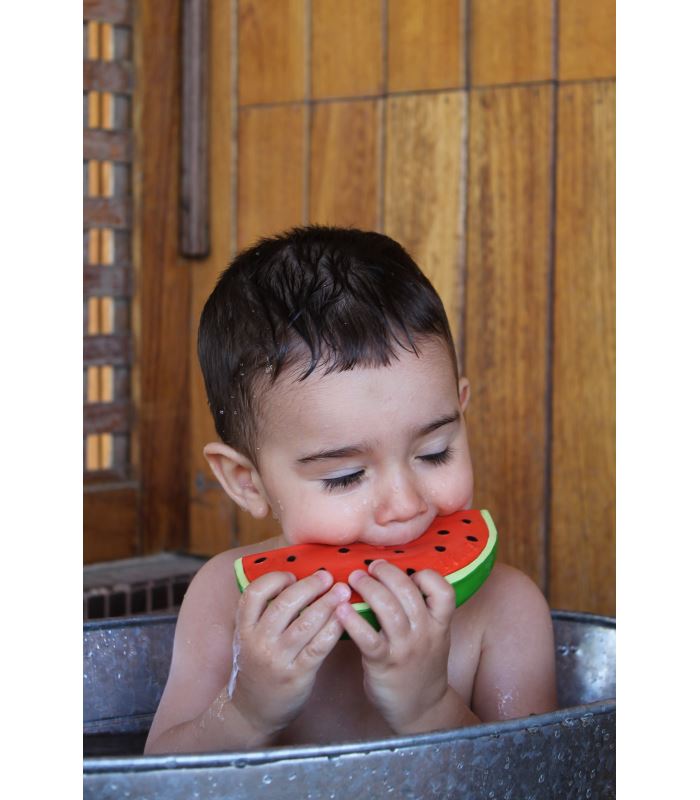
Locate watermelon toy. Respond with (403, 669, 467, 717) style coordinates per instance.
(234, 509, 498, 631)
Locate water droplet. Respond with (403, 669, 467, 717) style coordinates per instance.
(262, 774, 272, 785)
(219, 409, 224, 415)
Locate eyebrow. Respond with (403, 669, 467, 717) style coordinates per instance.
(295, 411, 461, 465)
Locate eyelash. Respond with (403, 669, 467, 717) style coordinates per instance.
(320, 447, 454, 492)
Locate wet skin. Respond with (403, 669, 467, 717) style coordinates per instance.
(144, 339, 557, 753)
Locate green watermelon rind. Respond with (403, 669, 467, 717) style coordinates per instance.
(234, 510, 498, 632)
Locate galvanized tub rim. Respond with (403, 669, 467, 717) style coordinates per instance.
(84, 609, 615, 775)
(84, 699, 615, 775)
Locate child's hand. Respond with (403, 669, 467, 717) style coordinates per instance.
(335, 560, 456, 734)
(230, 569, 349, 739)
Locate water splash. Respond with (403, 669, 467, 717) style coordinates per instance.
(227, 632, 242, 698)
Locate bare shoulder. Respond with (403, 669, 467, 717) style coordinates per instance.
(472, 562, 552, 632)
(181, 536, 280, 620)
(454, 562, 557, 720)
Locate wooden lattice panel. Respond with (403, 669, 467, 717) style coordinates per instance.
(83, 5, 133, 481)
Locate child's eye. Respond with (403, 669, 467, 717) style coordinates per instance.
(419, 446, 453, 466)
(321, 471, 365, 492)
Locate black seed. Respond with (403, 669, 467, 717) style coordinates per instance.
(438, 529, 449, 535)
(466, 535, 478, 542)
(406, 568, 416, 576)
(338, 547, 350, 553)
(394, 549, 405, 554)
(254, 557, 267, 564)
(364, 559, 374, 566)
(286, 555, 296, 562)
(462, 518, 472, 524)
(435, 545, 446, 552)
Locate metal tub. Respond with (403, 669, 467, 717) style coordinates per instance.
(84, 610, 615, 798)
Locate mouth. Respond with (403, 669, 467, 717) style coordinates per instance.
(361, 513, 436, 548)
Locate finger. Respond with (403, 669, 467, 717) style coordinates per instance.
(282, 582, 352, 657)
(410, 569, 456, 626)
(237, 571, 297, 631)
(367, 559, 427, 627)
(334, 602, 388, 662)
(295, 612, 346, 671)
(347, 569, 411, 639)
(259, 569, 335, 636)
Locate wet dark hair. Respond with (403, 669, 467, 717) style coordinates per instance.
(198, 225, 457, 466)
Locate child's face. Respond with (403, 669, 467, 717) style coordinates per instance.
(255, 338, 474, 547)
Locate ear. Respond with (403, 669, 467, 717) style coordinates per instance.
(458, 377, 471, 413)
(203, 442, 271, 519)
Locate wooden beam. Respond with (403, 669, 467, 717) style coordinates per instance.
(134, 0, 190, 553)
(180, 0, 209, 257)
(84, 129, 132, 162)
(84, 60, 133, 93)
(83, 333, 131, 366)
(83, 264, 133, 298)
(84, 197, 132, 229)
(83, 0, 133, 26)
(84, 401, 131, 434)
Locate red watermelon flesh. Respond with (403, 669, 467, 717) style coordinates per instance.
(235, 509, 497, 609)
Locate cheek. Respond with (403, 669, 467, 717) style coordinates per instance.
(281, 494, 369, 546)
(430, 454, 474, 514)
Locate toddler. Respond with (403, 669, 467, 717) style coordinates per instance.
(144, 226, 556, 753)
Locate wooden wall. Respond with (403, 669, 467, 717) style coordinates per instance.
(191, 0, 615, 617)
(84, 1, 614, 617)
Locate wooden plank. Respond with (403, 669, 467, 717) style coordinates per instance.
(84, 129, 132, 161)
(309, 100, 380, 230)
(384, 92, 465, 348)
(550, 81, 615, 615)
(84, 401, 131, 435)
(470, 0, 553, 86)
(189, 0, 237, 556)
(559, 0, 615, 81)
(134, 0, 191, 553)
(237, 105, 305, 249)
(84, 333, 131, 366)
(238, 0, 306, 105)
(180, 0, 209, 257)
(235, 102, 304, 546)
(83, 0, 133, 26)
(83, 59, 133, 93)
(84, 486, 140, 564)
(84, 197, 131, 229)
(387, 0, 463, 92)
(465, 85, 553, 590)
(84, 264, 133, 297)
(311, 0, 383, 98)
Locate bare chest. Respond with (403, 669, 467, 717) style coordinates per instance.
(275, 607, 483, 746)
(275, 641, 391, 746)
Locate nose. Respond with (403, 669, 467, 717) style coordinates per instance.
(374, 468, 427, 526)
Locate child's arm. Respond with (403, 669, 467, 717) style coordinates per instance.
(469, 564, 557, 721)
(144, 555, 348, 754)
